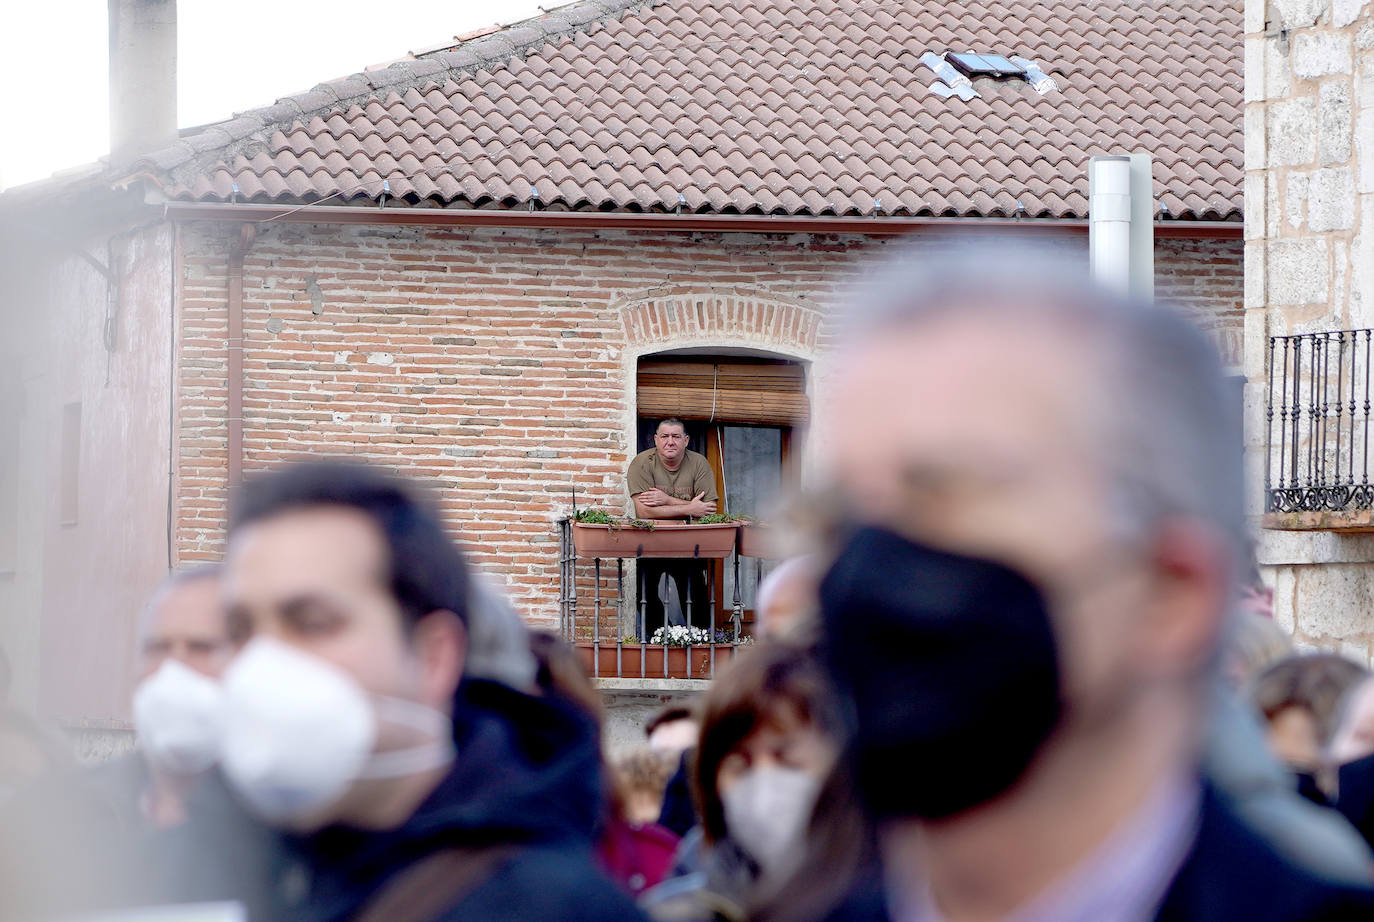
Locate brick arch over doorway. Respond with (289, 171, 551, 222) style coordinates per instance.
(615, 287, 824, 355)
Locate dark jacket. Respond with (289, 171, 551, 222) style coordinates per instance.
(275, 679, 645, 922)
(816, 786, 1374, 922)
(1336, 752, 1374, 851)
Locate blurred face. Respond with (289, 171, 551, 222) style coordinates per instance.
(655, 423, 687, 466)
(224, 507, 426, 705)
(822, 311, 1226, 733)
(648, 717, 699, 755)
(1266, 706, 1321, 771)
(716, 707, 836, 797)
(139, 576, 233, 681)
(223, 506, 465, 829)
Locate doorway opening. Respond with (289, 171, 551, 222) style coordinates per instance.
(634, 354, 809, 634)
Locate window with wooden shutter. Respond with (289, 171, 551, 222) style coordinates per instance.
(636, 359, 808, 427)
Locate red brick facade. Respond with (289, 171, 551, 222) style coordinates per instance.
(174, 223, 1242, 627)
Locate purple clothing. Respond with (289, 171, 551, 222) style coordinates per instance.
(891, 773, 1200, 922)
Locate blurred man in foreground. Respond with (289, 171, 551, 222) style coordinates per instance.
(812, 255, 1374, 921)
(218, 460, 640, 921)
(105, 565, 234, 829)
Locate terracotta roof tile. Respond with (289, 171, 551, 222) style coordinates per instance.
(136, 0, 1239, 221)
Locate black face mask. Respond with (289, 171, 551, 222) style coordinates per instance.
(818, 526, 1063, 821)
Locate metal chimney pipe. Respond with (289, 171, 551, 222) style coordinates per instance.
(108, 0, 177, 165)
(1089, 156, 1133, 296)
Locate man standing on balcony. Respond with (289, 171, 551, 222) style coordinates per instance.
(628, 418, 719, 632)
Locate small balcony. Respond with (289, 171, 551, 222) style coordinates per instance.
(1263, 329, 1374, 531)
(556, 518, 772, 683)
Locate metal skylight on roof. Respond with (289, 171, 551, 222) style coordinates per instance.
(920, 51, 1059, 100)
(947, 52, 1025, 79)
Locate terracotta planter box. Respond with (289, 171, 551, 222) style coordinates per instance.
(574, 642, 745, 678)
(736, 523, 778, 558)
(571, 521, 740, 559)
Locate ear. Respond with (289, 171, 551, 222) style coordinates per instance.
(410, 609, 467, 710)
(1136, 519, 1231, 677)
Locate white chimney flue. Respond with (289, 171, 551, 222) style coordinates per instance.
(1088, 153, 1155, 302)
(108, 0, 177, 165)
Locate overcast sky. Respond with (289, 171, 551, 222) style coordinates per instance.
(0, 0, 543, 190)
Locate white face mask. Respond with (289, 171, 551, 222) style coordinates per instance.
(219, 636, 455, 825)
(721, 765, 821, 880)
(132, 658, 225, 775)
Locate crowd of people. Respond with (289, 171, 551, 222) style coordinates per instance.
(7, 253, 1374, 920)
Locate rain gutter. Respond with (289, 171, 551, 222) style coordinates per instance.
(163, 202, 1242, 239)
(227, 224, 255, 489)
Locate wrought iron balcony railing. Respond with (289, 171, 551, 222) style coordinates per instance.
(557, 518, 756, 680)
(1266, 330, 1374, 514)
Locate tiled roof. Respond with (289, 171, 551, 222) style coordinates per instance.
(140, 0, 1242, 221)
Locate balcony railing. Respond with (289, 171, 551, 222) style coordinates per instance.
(557, 518, 754, 680)
(1266, 330, 1374, 517)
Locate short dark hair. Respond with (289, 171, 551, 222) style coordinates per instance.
(645, 703, 695, 739)
(230, 460, 469, 629)
(656, 418, 687, 434)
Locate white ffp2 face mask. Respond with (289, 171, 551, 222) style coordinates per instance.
(219, 636, 455, 824)
(132, 658, 225, 775)
(721, 765, 822, 880)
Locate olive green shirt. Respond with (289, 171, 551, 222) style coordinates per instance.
(627, 448, 718, 512)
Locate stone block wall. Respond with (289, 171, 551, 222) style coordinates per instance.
(1245, 0, 1374, 662)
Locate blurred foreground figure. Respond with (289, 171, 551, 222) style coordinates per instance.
(1204, 624, 1372, 883)
(811, 256, 1374, 921)
(219, 460, 641, 921)
(1330, 675, 1374, 852)
(642, 642, 839, 921)
(754, 556, 821, 641)
(99, 565, 233, 829)
(1249, 654, 1367, 790)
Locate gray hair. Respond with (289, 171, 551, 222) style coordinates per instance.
(136, 563, 223, 645)
(847, 244, 1245, 566)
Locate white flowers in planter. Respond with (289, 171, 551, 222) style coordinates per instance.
(649, 625, 713, 647)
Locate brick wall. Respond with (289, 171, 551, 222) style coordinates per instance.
(175, 222, 1242, 627)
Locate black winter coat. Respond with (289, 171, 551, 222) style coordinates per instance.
(272, 679, 645, 922)
(817, 787, 1374, 922)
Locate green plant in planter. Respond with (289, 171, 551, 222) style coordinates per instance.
(695, 512, 741, 525)
(572, 507, 654, 531)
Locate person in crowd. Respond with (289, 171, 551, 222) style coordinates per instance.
(527, 629, 680, 899)
(629, 418, 719, 629)
(641, 642, 840, 922)
(806, 253, 1374, 921)
(647, 704, 700, 756)
(1225, 609, 1295, 688)
(92, 565, 235, 830)
(1249, 653, 1368, 795)
(1332, 675, 1374, 766)
(0, 702, 172, 920)
(1202, 626, 1374, 884)
(614, 746, 681, 826)
(647, 703, 702, 838)
(1329, 676, 1374, 852)
(216, 460, 642, 921)
(753, 556, 821, 641)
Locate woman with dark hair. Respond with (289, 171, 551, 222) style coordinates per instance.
(641, 642, 842, 922)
